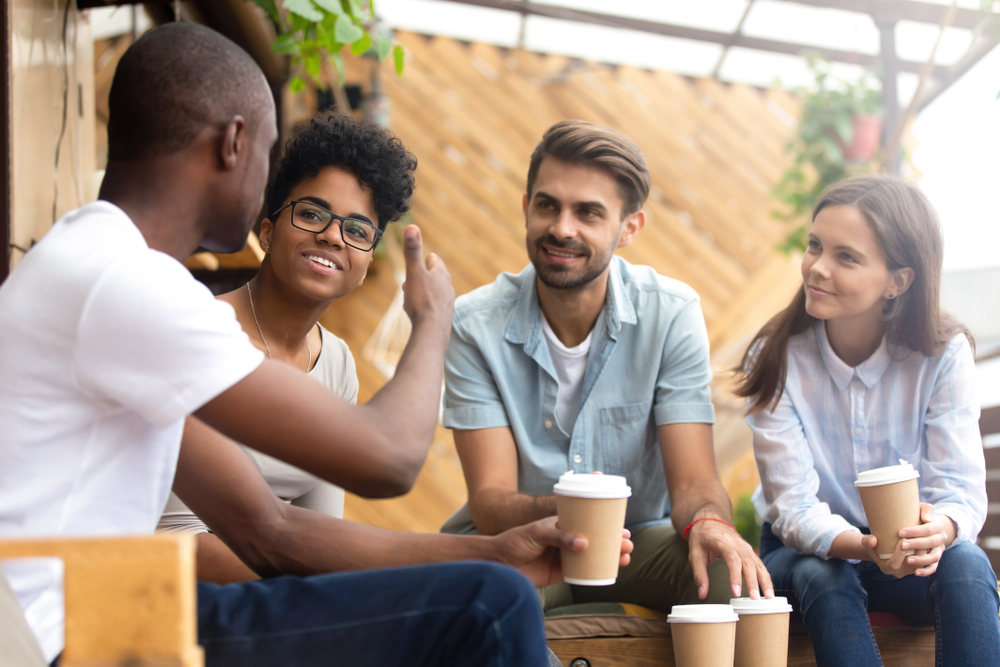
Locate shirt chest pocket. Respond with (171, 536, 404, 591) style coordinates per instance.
(600, 400, 655, 474)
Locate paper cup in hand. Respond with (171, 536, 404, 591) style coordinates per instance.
(553, 472, 631, 586)
(854, 460, 920, 559)
(730, 597, 793, 667)
(667, 604, 739, 667)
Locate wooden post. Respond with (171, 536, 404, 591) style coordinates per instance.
(0, 534, 203, 667)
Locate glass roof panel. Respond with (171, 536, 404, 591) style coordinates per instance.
(523, 16, 723, 76)
(741, 0, 880, 56)
(377, 0, 521, 47)
(716, 46, 867, 89)
(533, 0, 750, 33)
(895, 21, 975, 66)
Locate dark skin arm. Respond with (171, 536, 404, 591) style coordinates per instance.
(660, 423, 773, 600)
(194, 226, 453, 499)
(173, 416, 633, 583)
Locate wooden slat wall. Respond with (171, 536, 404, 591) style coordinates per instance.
(322, 33, 803, 534)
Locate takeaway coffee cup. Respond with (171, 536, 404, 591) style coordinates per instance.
(553, 472, 631, 585)
(667, 604, 739, 667)
(730, 597, 793, 667)
(854, 460, 921, 559)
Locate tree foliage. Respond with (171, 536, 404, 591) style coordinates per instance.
(250, 0, 405, 93)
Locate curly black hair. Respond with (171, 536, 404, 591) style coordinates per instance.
(266, 112, 417, 230)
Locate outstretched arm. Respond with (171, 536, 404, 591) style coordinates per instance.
(194, 226, 454, 499)
(455, 427, 558, 535)
(661, 422, 773, 600)
(173, 416, 632, 585)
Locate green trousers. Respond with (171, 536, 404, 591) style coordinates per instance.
(538, 522, 733, 613)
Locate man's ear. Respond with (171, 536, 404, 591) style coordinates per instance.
(219, 115, 247, 171)
(522, 192, 529, 221)
(617, 210, 646, 249)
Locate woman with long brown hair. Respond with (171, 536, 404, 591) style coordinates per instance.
(736, 174, 998, 666)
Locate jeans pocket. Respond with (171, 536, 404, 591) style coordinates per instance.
(600, 400, 654, 473)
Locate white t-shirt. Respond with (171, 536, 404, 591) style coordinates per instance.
(540, 313, 592, 434)
(0, 201, 264, 661)
(158, 325, 358, 532)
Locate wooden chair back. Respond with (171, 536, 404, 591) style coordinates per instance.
(0, 534, 203, 667)
(980, 404, 1000, 575)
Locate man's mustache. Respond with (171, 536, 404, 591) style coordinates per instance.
(536, 235, 590, 257)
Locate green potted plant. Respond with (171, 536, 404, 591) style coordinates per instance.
(773, 56, 883, 252)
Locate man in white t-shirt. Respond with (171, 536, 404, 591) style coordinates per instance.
(0, 24, 629, 667)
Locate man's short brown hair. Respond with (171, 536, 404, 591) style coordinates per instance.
(526, 120, 651, 217)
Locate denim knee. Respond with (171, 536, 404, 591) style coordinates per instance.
(934, 542, 1000, 597)
(789, 556, 865, 616)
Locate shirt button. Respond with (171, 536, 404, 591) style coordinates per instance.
(854, 428, 862, 435)
(545, 420, 553, 429)
(573, 454, 582, 463)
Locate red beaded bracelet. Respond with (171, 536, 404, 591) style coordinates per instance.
(682, 517, 735, 539)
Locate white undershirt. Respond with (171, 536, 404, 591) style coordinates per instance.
(540, 313, 592, 434)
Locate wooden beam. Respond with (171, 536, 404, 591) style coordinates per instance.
(916, 30, 1000, 112)
(879, 21, 899, 149)
(780, 0, 987, 31)
(0, 0, 9, 284)
(438, 0, 948, 77)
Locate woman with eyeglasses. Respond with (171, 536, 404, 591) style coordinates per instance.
(158, 111, 417, 583)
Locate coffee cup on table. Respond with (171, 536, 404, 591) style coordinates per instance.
(854, 460, 921, 559)
(730, 597, 793, 667)
(667, 604, 739, 667)
(553, 471, 631, 586)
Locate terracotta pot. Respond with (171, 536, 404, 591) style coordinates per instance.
(839, 113, 883, 163)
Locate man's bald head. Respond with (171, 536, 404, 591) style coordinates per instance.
(107, 22, 273, 161)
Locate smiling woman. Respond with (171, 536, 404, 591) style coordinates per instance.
(157, 112, 418, 584)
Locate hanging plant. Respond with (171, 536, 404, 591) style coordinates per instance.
(249, 0, 405, 93)
(773, 55, 883, 253)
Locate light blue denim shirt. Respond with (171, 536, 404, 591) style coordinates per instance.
(442, 256, 715, 533)
(749, 321, 985, 559)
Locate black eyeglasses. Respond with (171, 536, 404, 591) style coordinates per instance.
(271, 200, 382, 252)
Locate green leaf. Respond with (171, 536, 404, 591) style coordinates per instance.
(290, 76, 307, 93)
(833, 116, 853, 144)
(312, 0, 344, 13)
(375, 35, 392, 61)
(271, 33, 300, 55)
(334, 13, 365, 43)
(393, 44, 405, 76)
(333, 52, 346, 86)
(351, 33, 373, 55)
(343, 0, 363, 18)
(285, 0, 324, 21)
(304, 49, 322, 78)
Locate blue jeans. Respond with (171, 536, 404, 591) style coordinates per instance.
(761, 525, 1000, 667)
(196, 561, 549, 667)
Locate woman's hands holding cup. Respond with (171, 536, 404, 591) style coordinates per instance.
(862, 503, 955, 578)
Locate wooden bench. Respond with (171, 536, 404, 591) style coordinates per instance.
(547, 611, 934, 667)
(0, 534, 203, 667)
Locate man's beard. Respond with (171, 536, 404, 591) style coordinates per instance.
(530, 234, 614, 290)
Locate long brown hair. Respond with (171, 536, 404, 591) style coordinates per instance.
(735, 174, 972, 413)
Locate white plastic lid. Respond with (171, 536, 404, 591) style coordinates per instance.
(854, 460, 920, 488)
(729, 597, 793, 615)
(666, 604, 739, 624)
(553, 471, 632, 499)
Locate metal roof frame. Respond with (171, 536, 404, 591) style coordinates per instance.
(440, 0, 999, 116)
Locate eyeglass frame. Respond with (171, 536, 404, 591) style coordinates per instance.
(269, 199, 383, 252)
